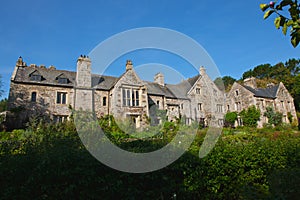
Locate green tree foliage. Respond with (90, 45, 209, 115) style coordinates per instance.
(264, 106, 283, 126)
(214, 77, 225, 91)
(1, 122, 300, 199)
(260, 0, 300, 47)
(224, 112, 238, 127)
(0, 98, 7, 112)
(240, 105, 261, 127)
(214, 76, 236, 92)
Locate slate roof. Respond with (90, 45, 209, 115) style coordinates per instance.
(12, 66, 199, 97)
(92, 75, 118, 90)
(242, 84, 279, 99)
(13, 66, 76, 87)
(13, 66, 119, 90)
(144, 82, 175, 98)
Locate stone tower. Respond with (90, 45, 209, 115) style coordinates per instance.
(74, 55, 93, 112)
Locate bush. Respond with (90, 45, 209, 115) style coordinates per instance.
(0, 121, 300, 199)
(224, 112, 237, 127)
(264, 106, 283, 126)
(240, 105, 261, 127)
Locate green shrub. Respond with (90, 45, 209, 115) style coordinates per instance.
(264, 106, 283, 126)
(224, 112, 238, 127)
(240, 105, 261, 127)
(1, 121, 300, 199)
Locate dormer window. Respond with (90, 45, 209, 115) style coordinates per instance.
(58, 77, 68, 84)
(29, 70, 43, 81)
(56, 74, 69, 84)
(30, 74, 42, 81)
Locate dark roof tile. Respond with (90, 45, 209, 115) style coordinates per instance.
(242, 84, 279, 99)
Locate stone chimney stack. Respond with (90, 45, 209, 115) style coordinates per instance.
(154, 72, 164, 86)
(126, 60, 133, 71)
(243, 77, 257, 89)
(75, 55, 93, 112)
(199, 66, 206, 76)
(16, 56, 26, 67)
(76, 55, 91, 88)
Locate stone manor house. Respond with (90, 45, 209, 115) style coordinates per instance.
(6, 56, 297, 129)
(226, 77, 298, 127)
(7, 56, 225, 129)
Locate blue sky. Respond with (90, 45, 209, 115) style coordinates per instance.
(0, 0, 299, 99)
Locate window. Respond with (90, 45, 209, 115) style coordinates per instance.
(122, 88, 139, 107)
(58, 77, 68, 84)
(217, 104, 223, 113)
(30, 74, 42, 81)
(196, 88, 201, 94)
(31, 92, 37, 102)
(235, 102, 241, 111)
(53, 115, 67, 123)
(235, 90, 239, 96)
(198, 103, 202, 111)
(157, 100, 160, 107)
(227, 105, 230, 111)
(218, 119, 224, 126)
(126, 90, 130, 106)
(135, 90, 139, 106)
(57, 92, 67, 104)
(181, 103, 183, 109)
(103, 97, 107, 106)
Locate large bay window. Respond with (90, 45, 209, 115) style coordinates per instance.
(122, 88, 139, 107)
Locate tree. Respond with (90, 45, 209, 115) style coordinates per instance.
(222, 76, 236, 91)
(224, 112, 238, 127)
(214, 76, 236, 92)
(264, 106, 283, 126)
(214, 77, 225, 91)
(240, 106, 261, 127)
(0, 98, 7, 112)
(260, 0, 300, 47)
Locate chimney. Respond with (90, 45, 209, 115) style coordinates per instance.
(199, 66, 206, 76)
(16, 56, 26, 67)
(126, 60, 133, 71)
(243, 77, 257, 88)
(154, 72, 164, 86)
(76, 55, 91, 88)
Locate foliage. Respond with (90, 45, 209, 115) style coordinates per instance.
(288, 111, 294, 123)
(240, 105, 261, 127)
(260, 0, 300, 47)
(1, 122, 300, 199)
(224, 112, 238, 127)
(0, 98, 7, 112)
(264, 106, 283, 126)
(214, 76, 236, 92)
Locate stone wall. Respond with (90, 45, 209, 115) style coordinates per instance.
(189, 73, 225, 127)
(8, 82, 73, 128)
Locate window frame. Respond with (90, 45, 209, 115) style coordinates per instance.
(56, 92, 67, 104)
(31, 91, 37, 102)
(122, 87, 140, 107)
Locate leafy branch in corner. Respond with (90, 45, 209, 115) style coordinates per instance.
(260, 0, 300, 47)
